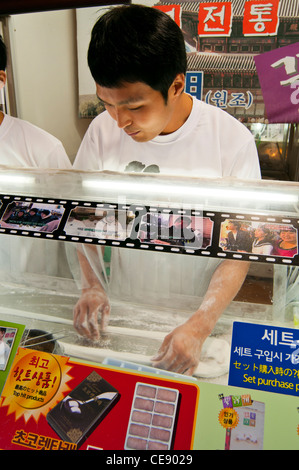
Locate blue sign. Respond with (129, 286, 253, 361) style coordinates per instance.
(228, 322, 299, 397)
(185, 71, 203, 101)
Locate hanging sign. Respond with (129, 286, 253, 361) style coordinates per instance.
(255, 41, 299, 123)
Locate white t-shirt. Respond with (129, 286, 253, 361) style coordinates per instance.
(73, 98, 261, 307)
(74, 96, 261, 179)
(0, 114, 72, 280)
(0, 114, 71, 168)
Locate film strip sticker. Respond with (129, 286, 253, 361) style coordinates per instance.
(0, 194, 298, 266)
(0, 195, 70, 240)
(59, 201, 216, 257)
(217, 211, 299, 266)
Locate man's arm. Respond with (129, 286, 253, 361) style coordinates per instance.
(73, 246, 110, 340)
(151, 259, 250, 375)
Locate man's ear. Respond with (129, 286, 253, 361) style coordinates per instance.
(0, 70, 6, 86)
(171, 73, 185, 97)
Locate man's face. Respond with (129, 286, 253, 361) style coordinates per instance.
(96, 81, 181, 143)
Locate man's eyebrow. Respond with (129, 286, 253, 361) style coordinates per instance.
(96, 94, 144, 106)
(96, 95, 108, 106)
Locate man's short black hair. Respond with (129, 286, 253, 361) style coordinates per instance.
(88, 4, 187, 102)
(0, 35, 7, 71)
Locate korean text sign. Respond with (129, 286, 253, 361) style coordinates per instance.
(243, 0, 280, 36)
(197, 1, 233, 36)
(157, 0, 280, 37)
(229, 322, 299, 397)
(254, 41, 299, 123)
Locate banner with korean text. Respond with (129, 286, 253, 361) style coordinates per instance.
(154, 0, 299, 123)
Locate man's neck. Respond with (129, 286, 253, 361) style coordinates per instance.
(179, 92, 193, 126)
(160, 92, 193, 136)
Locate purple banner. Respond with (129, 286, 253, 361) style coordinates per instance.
(254, 41, 299, 123)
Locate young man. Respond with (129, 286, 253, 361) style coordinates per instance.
(0, 36, 71, 277)
(0, 35, 70, 168)
(225, 220, 253, 253)
(73, 5, 261, 376)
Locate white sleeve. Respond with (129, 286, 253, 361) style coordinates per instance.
(73, 124, 103, 171)
(228, 135, 261, 180)
(43, 143, 72, 169)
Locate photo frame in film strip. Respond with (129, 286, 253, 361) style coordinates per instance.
(0, 194, 298, 266)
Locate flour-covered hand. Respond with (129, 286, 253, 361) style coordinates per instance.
(151, 321, 204, 376)
(73, 287, 110, 340)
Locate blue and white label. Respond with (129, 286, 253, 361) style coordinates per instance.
(228, 321, 299, 397)
(185, 71, 203, 101)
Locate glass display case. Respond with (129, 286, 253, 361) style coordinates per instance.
(0, 166, 298, 384)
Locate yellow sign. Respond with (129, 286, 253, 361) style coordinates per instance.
(1, 348, 72, 422)
(218, 408, 239, 429)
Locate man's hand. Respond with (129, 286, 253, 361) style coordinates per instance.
(152, 260, 250, 376)
(151, 320, 204, 376)
(73, 287, 110, 340)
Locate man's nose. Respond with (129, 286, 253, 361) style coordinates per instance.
(115, 109, 132, 129)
